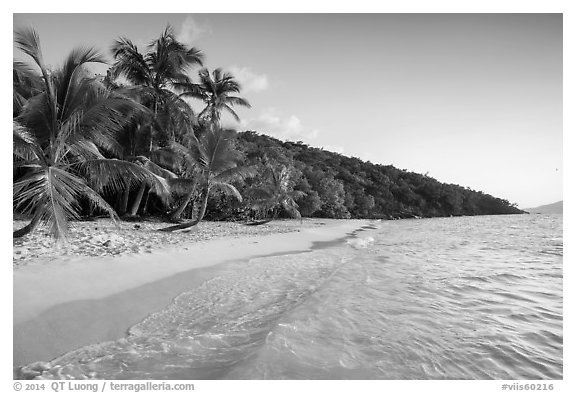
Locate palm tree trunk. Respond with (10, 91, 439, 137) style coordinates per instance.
(120, 187, 130, 215)
(142, 189, 151, 215)
(186, 199, 195, 219)
(159, 187, 208, 232)
(149, 99, 158, 152)
(196, 188, 210, 223)
(127, 183, 146, 217)
(168, 184, 197, 222)
(13, 215, 41, 238)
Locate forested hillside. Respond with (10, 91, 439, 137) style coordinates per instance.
(202, 131, 525, 221)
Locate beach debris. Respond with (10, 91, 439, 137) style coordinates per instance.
(17, 361, 51, 379)
(14, 248, 28, 259)
(245, 219, 273, 226)
(102, 240, 112, 247)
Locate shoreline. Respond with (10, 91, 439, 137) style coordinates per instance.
(13, 218, 371, 367)
(13, 218, 320, 268)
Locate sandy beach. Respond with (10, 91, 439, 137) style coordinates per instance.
(13, 218, 370, 368)
(13, 218, 321, 268)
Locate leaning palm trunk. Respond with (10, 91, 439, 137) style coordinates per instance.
(168, 182, 198, 222)
(124, 156, 179, 217)
(120, 188, 130, 215)
(13, 214, 41, 238)
(148, 98, 158, 152)
(158, 126, 256, 233)
(159, 187, 208, 232)
(127, 183, 146, 217)
(195, 188, 210, 224)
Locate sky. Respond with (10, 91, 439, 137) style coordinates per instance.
(12, 13, 563, 208)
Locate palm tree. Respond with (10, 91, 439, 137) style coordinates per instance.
(109, 26, 204, 215)
(161, 69, 251, 222)
(109, 26, 203, 147)
(159, 126, 256, 232)
(177, 67, 251, 128)
(165, 167, 201, 223)
(110, 112, 186, 217)
(13, 28, 170, 241)
(245, 165, 304, 222)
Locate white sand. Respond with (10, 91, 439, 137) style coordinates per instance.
(13, 219, 314, 268)
(13, 218, 369, 366)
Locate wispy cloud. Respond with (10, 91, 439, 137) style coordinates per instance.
(228, 66, 269, 93)
(177, 15, 209, 44)
(241, 108, 320, 142)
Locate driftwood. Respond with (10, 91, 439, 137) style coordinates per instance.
(244, 218, 273, 226)
(158, 220, 200, 232)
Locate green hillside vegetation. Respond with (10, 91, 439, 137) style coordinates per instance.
(203, 131, 524, 221)
(13, 26, 523, 241)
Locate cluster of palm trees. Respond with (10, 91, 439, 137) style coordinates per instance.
(13, 26, 258, 241)
(244, 165, 304, 224)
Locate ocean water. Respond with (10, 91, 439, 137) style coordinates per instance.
(21, 214, 562, 380)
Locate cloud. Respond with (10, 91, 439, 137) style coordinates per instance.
(177, 15, 208, 44)
(241, 108, 320, 142)
(228, 66, 269, 93)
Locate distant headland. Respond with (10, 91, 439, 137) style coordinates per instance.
(524, 201, 563, 214)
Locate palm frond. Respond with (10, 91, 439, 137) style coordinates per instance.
(56, 47, 107, 115)
(149, 142, 191, 172)
(281, 199, 302, 219)
(203, 127, 241, 173)
(70, 90, 148, 156)
(223, 105, 241, 122)
(245, 187, 274, 201)
(213, 165, 258, 183)
(132, 155, 178, 179)
(13, 60, 39, 80)
(13, 60, 43, 114)
(82, 184, 120, 223)
(14, 28, 45, 71)
(166, 177, 197, 195)
(156, 90, 198, 139)
(16, 91, 53, 146)
(13, 120, 40, 161)
(110, 37, 151, 86)
(174, 81, 205, 98)
(65, 139, 106, 162)
(13, 168, 45, 214)
(81, 159, 171, 201)
(211, 182, 243, 202)
(225, 96, 251, 108)
(13, 166, 89, 240)
(146, 26, 204, 85)
(14, 28, 57, 113)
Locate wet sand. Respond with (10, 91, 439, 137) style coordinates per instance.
(14, 219, 369, 368)
(14, 260, 233, 366)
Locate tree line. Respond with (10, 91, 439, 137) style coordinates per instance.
(203, 132, 524, 221)
(13, 26, 524, 241)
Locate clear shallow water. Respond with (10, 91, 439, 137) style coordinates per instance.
(22, 214, 562, 379)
